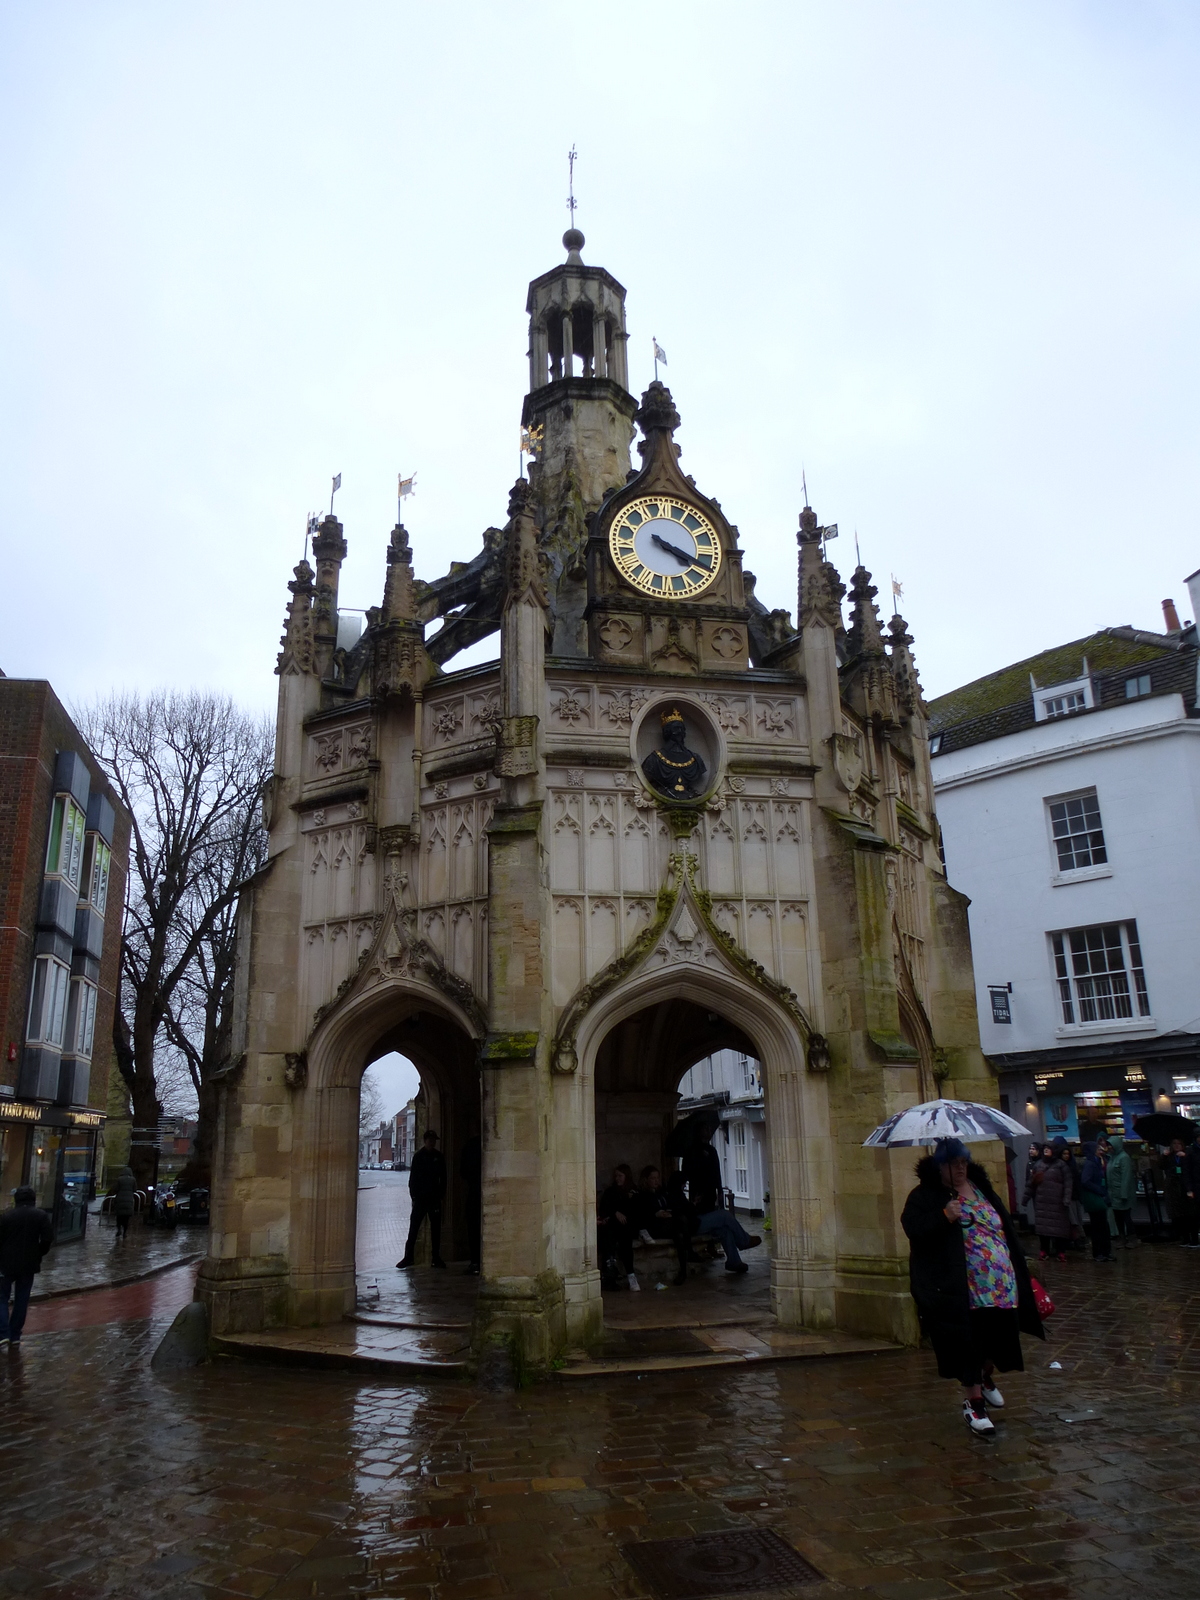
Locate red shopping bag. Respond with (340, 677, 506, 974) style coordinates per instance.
(1030, 1276, 1054, 1319)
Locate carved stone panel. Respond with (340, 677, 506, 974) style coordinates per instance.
(700, 621, 747, 670)
(549, 685, 593, 728)
(427, 696, 467, 746)
(648, 615, 699, 673)
(595, 613, 643, 663)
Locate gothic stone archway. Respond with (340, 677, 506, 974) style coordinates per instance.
(201, 976, 481, 1333)
(568, 962, 839, 1338)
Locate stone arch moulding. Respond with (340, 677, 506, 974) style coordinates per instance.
(551, 847, 821, 1076)
(893, 929, 938, 1101)
(305, 876, 488, 1074)
(571, 957, 837, 1331)
(305, 969, 486, 1095)
(288, 973, 486, 1327)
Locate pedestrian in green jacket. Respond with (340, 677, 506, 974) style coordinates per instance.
(1107, 1135, 1139, 1248)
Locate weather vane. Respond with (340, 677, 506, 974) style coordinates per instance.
(567, 145, 578, 221)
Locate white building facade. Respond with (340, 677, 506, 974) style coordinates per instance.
(676, 1048, 769, 1216)
(929, 611, 1200, 1161)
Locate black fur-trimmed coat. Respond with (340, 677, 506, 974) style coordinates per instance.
(901, 1157, 1044, 1350)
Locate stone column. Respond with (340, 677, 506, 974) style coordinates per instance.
(561, 311, 573, 380)
(473, 482, 566, 1374)
(592, 314, 607, 379)
(612, 329, 629, 390)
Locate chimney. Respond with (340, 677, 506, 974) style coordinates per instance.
(1163, 598, 1182, 633)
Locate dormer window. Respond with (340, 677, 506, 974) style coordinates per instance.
(1031, 665, 1094, 723)
(1043, 691, 1086, 719)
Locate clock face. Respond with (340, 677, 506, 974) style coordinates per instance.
(608, 495, 723, 599)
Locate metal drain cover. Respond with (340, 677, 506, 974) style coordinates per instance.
(622, 1528, 824, 1597)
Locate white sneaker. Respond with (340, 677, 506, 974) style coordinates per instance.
(980, 1382, 1004, 1408)
(963, 1400, 994, 1434)
(627, 1273, 641, 1291)
(639, 1230, 655, 1246)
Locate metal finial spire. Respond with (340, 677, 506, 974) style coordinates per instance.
(562, 146, 585, 261)
(802, 469, 810, 509)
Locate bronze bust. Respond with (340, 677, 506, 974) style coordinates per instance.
(642, 708, 708, 799)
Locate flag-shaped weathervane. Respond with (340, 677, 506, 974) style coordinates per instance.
(329, 473, 342, 514)
(652, 337, 667, 379)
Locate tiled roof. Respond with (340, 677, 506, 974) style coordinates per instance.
(928, 627, 1197, 756)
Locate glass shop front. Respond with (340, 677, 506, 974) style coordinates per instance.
(0, 1101, 103, 1242)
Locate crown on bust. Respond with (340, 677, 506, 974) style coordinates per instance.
(660, 707, 685, 726)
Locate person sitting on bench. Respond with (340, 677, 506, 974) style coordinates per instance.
(598, 1164, 641, 1291)
(680, 1120, 762, 1275)
(634, 1165, 692, 1287)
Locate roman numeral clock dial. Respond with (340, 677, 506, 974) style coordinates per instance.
(608, 496, 723, 599)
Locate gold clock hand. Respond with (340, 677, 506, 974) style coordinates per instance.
(651, 533, 694, 565)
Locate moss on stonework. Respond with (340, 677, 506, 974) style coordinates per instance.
(481, 1031, 540, 1062)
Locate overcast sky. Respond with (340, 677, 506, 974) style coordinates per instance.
(4, 5, 1198, 708)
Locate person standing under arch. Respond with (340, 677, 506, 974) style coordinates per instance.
(397, 1131, 447, 1270)
(680, 1114, 761, 1274)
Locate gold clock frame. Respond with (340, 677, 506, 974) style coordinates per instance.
(607, 495, 723, 600)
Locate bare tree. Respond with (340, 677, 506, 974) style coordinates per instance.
(80, 692, 272, 1188)
(359, 1067, 385, 1142)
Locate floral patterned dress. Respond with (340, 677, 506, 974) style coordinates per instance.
(960, 1192, 1017, 1310)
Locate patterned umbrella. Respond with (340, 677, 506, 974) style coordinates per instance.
(862, 1098, 1033, 1148)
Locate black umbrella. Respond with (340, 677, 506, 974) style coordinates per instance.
(1133, 1113, 1200, 1145)
(665, 1106, 721, 1158)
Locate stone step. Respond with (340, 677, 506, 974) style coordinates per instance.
(560, 1325, 901, 1378)
(212, 1325, 470, 1380)
(349, 1312, 473, 1331)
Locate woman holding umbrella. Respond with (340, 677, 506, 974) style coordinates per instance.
(901, 1136, 1045, 1435)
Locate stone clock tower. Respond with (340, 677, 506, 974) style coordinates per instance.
(199, 230, 995, 1374)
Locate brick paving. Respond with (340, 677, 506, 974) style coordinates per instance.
(2, 1240, 1199, 1598)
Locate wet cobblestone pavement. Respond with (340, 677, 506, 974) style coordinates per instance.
(3, 1242, 1199, 1599)
(33, 1212, 203, 1300)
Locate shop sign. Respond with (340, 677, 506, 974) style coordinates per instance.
(0, 1101, 43, 1124)
(1041, 1095, 1079, 1140)
(1173, 1077, 1200, 1095)
(0, 1102, 104, 1129)
(988, 986, 1012, 1024)
(1121, 1090, 1153, 1136)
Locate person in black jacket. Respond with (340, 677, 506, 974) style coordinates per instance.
(396, 1131, 447, 1269)
(1079, 1139, 1115, 1262)
(679, 1117, 762, 1273)
(0, 1186, 53, 1348)
(598, 1165, 640, 1290)
(901, 1137, 1044, 1436)
(634, 1166, 692, 1286)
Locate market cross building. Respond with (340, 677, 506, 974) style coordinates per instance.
(201, 232, 993, 1369)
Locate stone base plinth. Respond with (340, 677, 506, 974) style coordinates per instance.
(472, 1269, 568, 1378)
(197, 1255, 289, 1335)
(834, 1255, 921, 1346)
